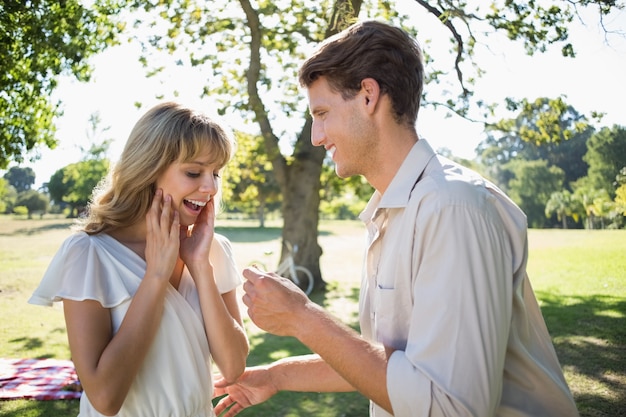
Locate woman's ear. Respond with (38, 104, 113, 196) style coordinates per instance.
(361, 78, 380, 114)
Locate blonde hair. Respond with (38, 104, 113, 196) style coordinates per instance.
(80, 102, 233, 234)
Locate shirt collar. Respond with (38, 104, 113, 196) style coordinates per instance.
(360, 139, 436, 222)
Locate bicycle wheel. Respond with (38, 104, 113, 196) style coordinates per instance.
(290, 265, 315, 295)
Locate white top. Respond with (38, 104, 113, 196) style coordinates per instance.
(29, 232, 241, 417)
(359, 139, 579, 416)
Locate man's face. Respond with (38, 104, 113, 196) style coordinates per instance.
(307, 77, 378, 179)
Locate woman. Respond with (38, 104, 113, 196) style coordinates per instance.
(29, 102, 249, 416)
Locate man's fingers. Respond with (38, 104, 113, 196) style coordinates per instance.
(241, 291, 252, 309)
(242, 266, 264, 283)
(214, 394, 241, 417)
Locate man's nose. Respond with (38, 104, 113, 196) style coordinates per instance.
(310, 120, 325, 147)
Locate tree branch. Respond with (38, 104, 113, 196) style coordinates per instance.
(413, 0, 470, 96)
(238, 0, 287, 184)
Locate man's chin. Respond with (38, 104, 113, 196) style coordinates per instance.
(335, 167, 357, 179)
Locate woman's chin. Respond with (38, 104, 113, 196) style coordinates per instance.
(179, 215, 197, 228)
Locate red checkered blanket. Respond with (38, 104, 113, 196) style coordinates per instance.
(0, 358, 82, 400)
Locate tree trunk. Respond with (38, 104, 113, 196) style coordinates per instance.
(239, 0, 362, 292)
(280, 118, 326, 290)
(257, 198, 266, 228)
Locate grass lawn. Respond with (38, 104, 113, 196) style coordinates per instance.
(0, 216, 624, 416)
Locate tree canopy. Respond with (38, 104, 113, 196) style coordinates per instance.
(3, 166, 35, 193)
(0, 0, 125, 168)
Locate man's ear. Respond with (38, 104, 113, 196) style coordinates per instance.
(361, 78, 380, 114)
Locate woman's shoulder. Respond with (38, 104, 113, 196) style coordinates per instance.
(57, 230, 91, 254)
(210, 233, 241, 291)
(212, 232, 234, 255)
(57, 231, 114, 259)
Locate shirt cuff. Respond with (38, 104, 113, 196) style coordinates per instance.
(387, 350, 432, 416)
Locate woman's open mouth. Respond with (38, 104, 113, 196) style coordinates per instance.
(183, 198, 207, 212)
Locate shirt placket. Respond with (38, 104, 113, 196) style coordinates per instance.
(366, 208, 388, 326)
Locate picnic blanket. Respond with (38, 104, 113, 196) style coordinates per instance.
(0, 358, 81, 400)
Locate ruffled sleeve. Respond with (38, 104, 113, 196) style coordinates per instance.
(28, 232, 144, 308)
(210, 233, 242, 294)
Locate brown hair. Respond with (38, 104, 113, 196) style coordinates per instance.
(80, 102, 233, 234)
(299, 20, 424, 128)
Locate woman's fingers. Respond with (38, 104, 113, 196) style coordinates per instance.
(147, 189, 179, 235)
(145, 189, 179, 276)
(146, 188, 163, 234)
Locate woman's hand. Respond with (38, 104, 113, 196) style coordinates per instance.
(213, 367, 278, 417)
(145, 189, 180, 281)
(180, 198, 214, 267)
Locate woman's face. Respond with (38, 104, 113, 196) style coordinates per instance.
(155, 152, 221, 226)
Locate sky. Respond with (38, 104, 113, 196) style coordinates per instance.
(10, 4, 626, 189)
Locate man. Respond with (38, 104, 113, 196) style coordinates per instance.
(214, 20, 579, 417)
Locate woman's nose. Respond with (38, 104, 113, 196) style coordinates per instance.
(199, 175, 217, 193)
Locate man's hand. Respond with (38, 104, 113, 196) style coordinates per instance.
(213, 367, 278, 417)
(241, 266, 310, 337)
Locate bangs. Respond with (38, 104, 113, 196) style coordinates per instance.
(176, 120, 232, 168)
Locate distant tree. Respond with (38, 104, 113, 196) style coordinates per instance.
(572, 185, 612, 229)
(49, 158, 109, 218)
(222, 131, 281, 227)
(47, 133, 111, 217)
(0, 178, 10, 213)
(3, 166, 36, 193)
(615, 167, 626, 221)
(65, 159, 110, 217)
(491, 97, 590, 145)
(15, 189, 49, 219)
(590, 191, 616, 229)
(47, 167, 73, 209)
(0, 181, 17, 214)
(545, 190, 582, 229)
(505, 159, 565, 228)
(615, 183, 626, 217)
(616, 167, 626, 187)
(320, 158, 373, 219)
(583, 125, 626, 198)
(477, 99, 592, 188)
(0, 0, 126, 168)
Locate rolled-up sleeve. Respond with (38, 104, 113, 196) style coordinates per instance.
(387, 351, 433, 415)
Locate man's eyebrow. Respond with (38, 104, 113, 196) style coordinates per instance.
(309, 106, 323, 116)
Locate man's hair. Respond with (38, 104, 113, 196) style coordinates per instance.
(299, 20, 424, 128)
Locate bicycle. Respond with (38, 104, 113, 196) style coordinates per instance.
(249, 240, 315, 295)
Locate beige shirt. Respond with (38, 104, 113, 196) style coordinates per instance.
(359, 140, 578, 416)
